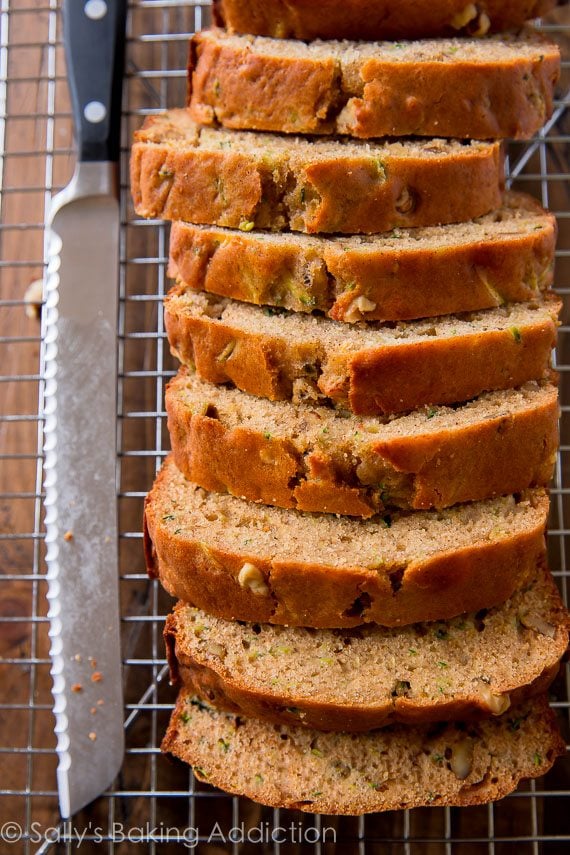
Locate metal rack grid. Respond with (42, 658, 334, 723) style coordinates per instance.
(1, 0, 570, 851)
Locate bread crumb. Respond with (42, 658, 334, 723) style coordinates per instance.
(90, 707, 97, 715)
(88, 732, 97, 742)
(24, 278, 43, 320)
(71, 683, 82, 693)
(97, 699, 104, 706)
(89, 657, 97, 669)
(91, 671, 103, 683)
(63, 531, 74, 542)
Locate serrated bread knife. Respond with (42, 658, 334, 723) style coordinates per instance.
(43, 0, 127, 818)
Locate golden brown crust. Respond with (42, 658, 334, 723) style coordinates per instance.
(345, 317, 558, 415)
(169, 195, 557, 322)
(162, 691, 565, 814)
(144, 461, 548, 628)
(166, 370, 559, 516)
(213, 0, 557, 41)
(171, 656, 561, 732)
(165, 290, 560, 416)
(131, 124, 264, 228)
(189, 32, 340, 135)
(188, 29, 560, 140)
(373, 395, 559, 509)
(130, 110, 504, 234)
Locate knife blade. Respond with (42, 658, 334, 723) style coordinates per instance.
(43, 0, 127, 819)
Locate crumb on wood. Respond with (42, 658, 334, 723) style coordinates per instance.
(24, 278, 43, 320)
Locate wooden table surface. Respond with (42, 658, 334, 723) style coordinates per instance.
(0, 0, 73, 837)
(1, 2, 570, 852)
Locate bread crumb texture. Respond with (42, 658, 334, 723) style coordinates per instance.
(166, 560, 569, 731)
(162, 692, 564, 814)
(189, 28, 559, 139)
(169, 191, 556, 322)
(131, 110, 504, 233)
(144, 456, 548, 628)
(164, 289, 559, 415)
(166, 369, 558, 516)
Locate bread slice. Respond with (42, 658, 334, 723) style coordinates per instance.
(162, 691, 564, 814)
(189, 29, 559, 140)
(165, 289, 559, 416)
(166, 370, 559, 517)
(169, 192, 556, 323)
(130, 110, 503, 234)
(145, 457, 548, 628)
(166, 562, 569, 732)
(213, 0, 557, 42)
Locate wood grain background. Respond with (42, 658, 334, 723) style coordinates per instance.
(0, 1, 569, 852)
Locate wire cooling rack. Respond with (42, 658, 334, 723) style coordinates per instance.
(1, 1, 570, 852)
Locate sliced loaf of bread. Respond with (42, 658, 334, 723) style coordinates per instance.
(162, 692, 564, 814)
(189, 29, 559, 140)
(165, 290, 559, 415)
(166, 561, 569, 732)
(166, 370, 559, 517)
(145, 457, 548, 628)
(131, 110, 503, 233)
(213, 0, 557, 42)
(169, 192, 556, 323)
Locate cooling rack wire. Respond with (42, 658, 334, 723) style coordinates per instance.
(1, 1, 570, 852)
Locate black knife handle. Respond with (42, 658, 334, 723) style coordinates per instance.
(63, 0, 127, 163)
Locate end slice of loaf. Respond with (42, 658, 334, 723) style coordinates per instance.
(167, 370, 559, 517)
(162, 692, 565, 815)
(213, 0, 557, 42)
(169, 192, 556, 323)
(165, 290, 559, 416)
(130, 110, 503, 234)
(166, 561, 569, 732)
(145, 457, 548, 628)
(189, 28, 559, 140)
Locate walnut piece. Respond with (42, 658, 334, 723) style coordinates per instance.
(238, 562, 270, 596)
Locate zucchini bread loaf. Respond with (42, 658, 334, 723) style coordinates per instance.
(169, 191, 556, 323)
(131, 110, 503, 233)
(189, 29, 559, 139)
(163, 691, 564, 815)
(165, 289, 559, 415)
(166, 560, 569, 732)
(166, 370, 559, 517)
(213, 0, 557, 41)
(145, 457, 548, 628)
(136, 0, 565, 815)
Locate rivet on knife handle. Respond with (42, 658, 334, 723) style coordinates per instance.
(64, 0, 127, 163)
